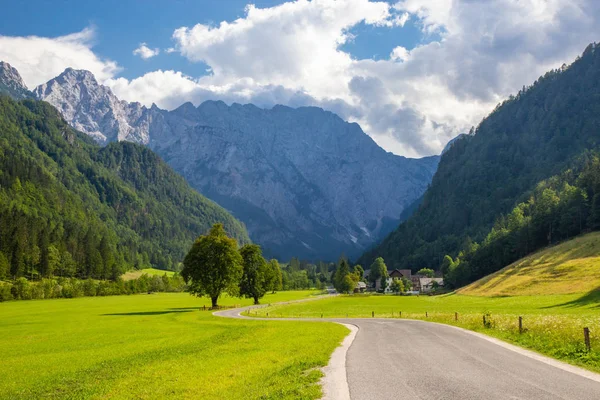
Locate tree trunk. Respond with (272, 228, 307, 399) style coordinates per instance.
(211, 296, 218, 308)
(253, 296, 260, 305)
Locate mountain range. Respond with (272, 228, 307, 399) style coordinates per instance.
(0, 95, 249, 278)
(1, 63, 440, 260)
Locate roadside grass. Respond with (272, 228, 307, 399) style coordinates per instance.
(0, 291, 347, 400)
(460, 231, 600, 296)
(251, 292, 600, 373)
(121, 268, 175, 280)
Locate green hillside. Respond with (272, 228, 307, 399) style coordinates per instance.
(0, 96, 249, 280)
(459, 232, 600, 296)
(360, 42, 600, 273)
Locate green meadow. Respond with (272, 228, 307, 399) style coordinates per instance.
(0, 291, 348, 400)
(252, 292, 600, 372)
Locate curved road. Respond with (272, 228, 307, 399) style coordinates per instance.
(215, 306, 600, 400)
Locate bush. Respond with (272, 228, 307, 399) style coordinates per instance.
(83, 279, 98, 297)
(0, 283, 13, 302)
(12, 278, 32, 300)
(1, 272, 187, 301)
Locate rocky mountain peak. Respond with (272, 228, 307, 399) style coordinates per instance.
(0, 61, 31, 99)
(34, 69, 151, 145)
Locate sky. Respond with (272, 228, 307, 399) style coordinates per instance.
(1, 0, 599, 158)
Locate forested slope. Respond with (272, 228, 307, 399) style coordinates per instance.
(0, 96, 248, 280)
(360, 42, 600, 275)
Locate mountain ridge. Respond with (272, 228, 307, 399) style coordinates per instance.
(27, 66, 440, 260)
(359, 42, 600, 271)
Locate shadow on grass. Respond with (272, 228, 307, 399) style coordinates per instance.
(541, 289, 600, 310)
(167, 307, 200, 311)
(102, 310, 193, 316)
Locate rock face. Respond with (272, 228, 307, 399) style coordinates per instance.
(0, 62, 32, 99)
(33, 69, 151, 144)
(32, 68, 440, 260)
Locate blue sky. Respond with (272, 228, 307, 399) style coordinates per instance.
(1, 0, 598, 157)
(2, 0, 427, 80)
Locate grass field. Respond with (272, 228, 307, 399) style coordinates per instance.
(252, 292, 600, 372)
(121, 268, 176, 280)
(0, 291, 348, 399)
(460, 232, 600, 296)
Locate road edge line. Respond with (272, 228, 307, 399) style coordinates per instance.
(320, 323, 358, 400)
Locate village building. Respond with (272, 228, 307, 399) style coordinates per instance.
(364, 268, 444, 293)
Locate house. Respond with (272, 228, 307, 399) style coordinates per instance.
(388, 269, 412, 279)
(354, 281, 367, 293)
(419, 277, 444, 293)
(370, 269, 413, 291)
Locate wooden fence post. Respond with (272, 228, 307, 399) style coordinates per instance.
(321, 313, 323, 318)
(372, 311, 374, 318)
(584, 327, 591, 352)
(399, 311, 402, 318)
(519, 316, 523, 334)
(455, 312, 458, 321)
(483, 315, 486, 327)
(426, 312, 428, 318)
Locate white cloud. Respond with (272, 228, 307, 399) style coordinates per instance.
(390, 46, 410, 62)
(0, 27, 119, 88)
(133, 43, 160, 59)
(171, 0, 398, 99)
(5, 1, 600, 158)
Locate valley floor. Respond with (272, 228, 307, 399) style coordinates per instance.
(252, 292, 600, 373)
(0, 291, 347, 400)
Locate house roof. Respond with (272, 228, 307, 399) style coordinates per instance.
(356, 281, 367, 288)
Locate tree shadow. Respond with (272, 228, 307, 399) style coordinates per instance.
(102, 310, 193, 316)
(541, 289, 600, 309)
(167, 307, 200, 311)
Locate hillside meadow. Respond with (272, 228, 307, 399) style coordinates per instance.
(459, 232, 600, 296)
(0, 291, 348, 400)
(252, 292, 600, 372)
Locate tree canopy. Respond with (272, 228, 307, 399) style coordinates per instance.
(239, 244, 268, 304)
(182, 224, 243, 307)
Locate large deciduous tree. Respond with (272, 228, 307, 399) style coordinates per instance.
(182, 224, 243, 307)
(239, 244, 268, 304)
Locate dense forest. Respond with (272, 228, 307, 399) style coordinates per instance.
(360, 42, 600, 275)
(444, 154, 600, 287)
(0, 96, 249, 281)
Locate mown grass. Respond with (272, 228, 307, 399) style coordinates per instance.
(0, 291, 348, 399)
(460, 231, 600, 296)
(121, 268, 175, 281)
(252, 292, 600, 372)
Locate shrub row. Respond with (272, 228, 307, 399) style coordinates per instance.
(0, 273, 186, 302)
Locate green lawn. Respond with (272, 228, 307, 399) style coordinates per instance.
(252, 292, 600, 372)
(0, 291, 348, 399)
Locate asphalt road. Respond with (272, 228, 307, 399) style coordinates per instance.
(215, 307, 600, 400)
